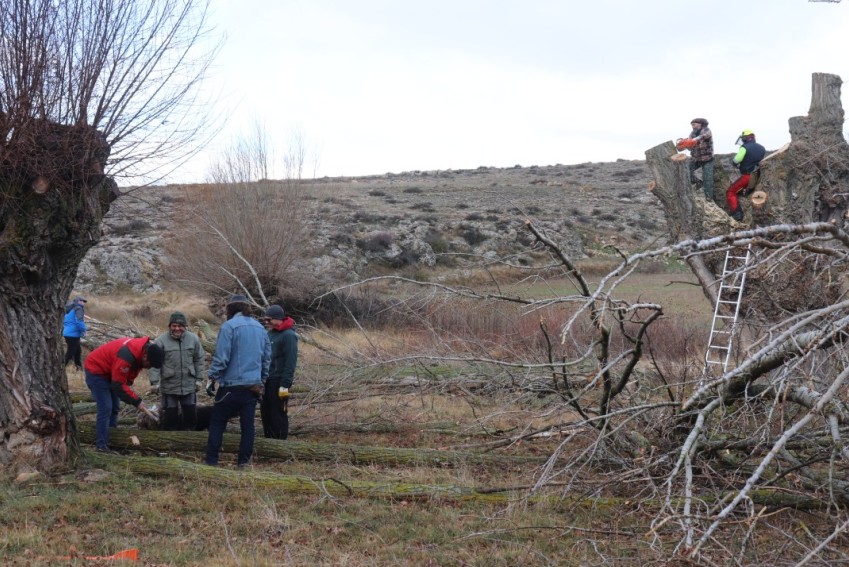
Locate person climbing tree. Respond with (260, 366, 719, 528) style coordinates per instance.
(726, 129, 766, 221)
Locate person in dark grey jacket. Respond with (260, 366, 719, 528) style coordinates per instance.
(261, 304, 297, 439)
(149, 311, 207, 430)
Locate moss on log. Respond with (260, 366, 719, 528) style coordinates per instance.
(80, 450, 515, 502)
(76, 425, 545, 467)
(78, 450, 836, 510)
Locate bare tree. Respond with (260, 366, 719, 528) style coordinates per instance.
(0, 0, 218, 471)
(165, 121, 314, 309)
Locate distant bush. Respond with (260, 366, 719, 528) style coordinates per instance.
(465, 212, 484, 221)
(425, 230, 450, 254)
(462, 227, 487, 246)
(357, 231, 394, 252)
(409, 202, 435, 212)
(368, 190, 387, 197)
(111, 219, 151, 235)
(353, 212, 385, 223)
(387, 249, 417, 268)
(403, 186, 424, 193)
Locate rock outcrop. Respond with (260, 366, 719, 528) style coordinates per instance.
(74, 161, 665, 293)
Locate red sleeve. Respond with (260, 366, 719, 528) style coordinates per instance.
(109, 357, 141, 406)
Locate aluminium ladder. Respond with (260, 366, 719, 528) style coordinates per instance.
(704, 244, 753, 375)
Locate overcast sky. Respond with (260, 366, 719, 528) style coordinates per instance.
(178, 0, 849, 181)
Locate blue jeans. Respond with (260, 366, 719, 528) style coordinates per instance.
(85, 371, 120, 450)
(204, 386, 259, 466)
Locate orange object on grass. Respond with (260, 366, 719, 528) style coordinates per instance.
(84, 547, 139, 561)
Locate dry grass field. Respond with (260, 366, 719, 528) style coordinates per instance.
(1, 267, 731, 567)
(5, 162, 805, 566)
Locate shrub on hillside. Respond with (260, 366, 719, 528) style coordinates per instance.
(461, 227, 487, 246)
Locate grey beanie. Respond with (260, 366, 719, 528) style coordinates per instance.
(265, 305, 285, 320)
(169, 311, 188, 326)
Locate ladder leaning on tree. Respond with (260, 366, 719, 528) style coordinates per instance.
(703, 243, 753, 375)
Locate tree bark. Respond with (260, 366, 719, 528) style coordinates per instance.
(0, 119, 115, 471)
(76, 425, 545, 467)
(646, 73, 849, 323)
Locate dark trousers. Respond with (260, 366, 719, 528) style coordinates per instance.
(260, 379, 289, 440)
(64, 336, 82, 368)
(160, 392, 197, 431)
(85, 371, 119, 450)
(689, 158, 714, 200)
(204, 386, 259, 466)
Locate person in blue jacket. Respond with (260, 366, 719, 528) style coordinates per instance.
(63, 296, 88, 370)
(204, 295, 271, 467)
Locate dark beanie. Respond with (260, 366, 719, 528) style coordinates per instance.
(169, 311, 188, 326)
(146, 342, 165, 369)
(227, 294, 249, 306)
(691, 118, 708, 126)
(265, 305, 285, 320)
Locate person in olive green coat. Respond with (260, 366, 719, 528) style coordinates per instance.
(261, 304, 297, 439)
(149, 311, 207, 430)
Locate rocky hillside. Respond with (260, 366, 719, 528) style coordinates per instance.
(75, 160, 665, 293)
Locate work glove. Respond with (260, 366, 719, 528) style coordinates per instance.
(150, 384, 159, 395)
(206, 379, 216, 397)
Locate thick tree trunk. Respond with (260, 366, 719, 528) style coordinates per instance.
(0, 119, 115, 471)
(646, 73, 848, 323)
(77, 425, 545, 467)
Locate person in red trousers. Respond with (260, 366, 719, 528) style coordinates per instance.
(726, 130, 765, 221)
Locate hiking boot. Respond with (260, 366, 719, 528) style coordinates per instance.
(95, 447, 119, 455)
(730, 208, 744, 222)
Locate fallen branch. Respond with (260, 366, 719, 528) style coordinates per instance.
(77, 425, 546, 467)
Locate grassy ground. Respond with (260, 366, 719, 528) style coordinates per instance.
(1, 470, 652, 566)
(0, 274, 776, 566)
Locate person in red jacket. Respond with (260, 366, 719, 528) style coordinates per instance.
(84, 336, 165, 452)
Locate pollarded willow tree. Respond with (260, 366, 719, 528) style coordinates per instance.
(638, 72, 849, 557)
(0, 0, 218, 471)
